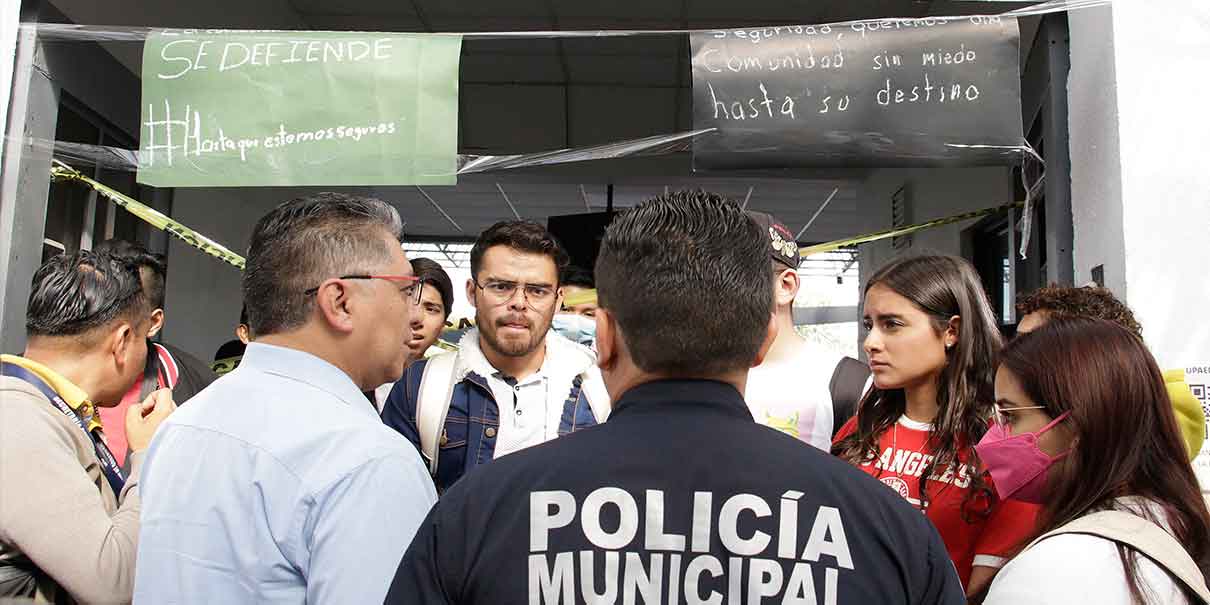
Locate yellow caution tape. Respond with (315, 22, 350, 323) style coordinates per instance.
(433, 339, 460, 352)
(563, 289, 598, 307)
(50, 160, 247, 270)
(798, 201, 1024, 257)
(550, 201, 1024, 307)
(48, 161, 1021, 321)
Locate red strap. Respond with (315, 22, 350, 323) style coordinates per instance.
(153, 343, 180, 388)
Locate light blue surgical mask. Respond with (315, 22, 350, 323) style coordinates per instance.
(552, 313, 596, 346)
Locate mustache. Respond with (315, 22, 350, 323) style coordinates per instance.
(495, 314, 532, 328)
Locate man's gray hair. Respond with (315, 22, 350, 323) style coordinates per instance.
(243, 192, 403, 336)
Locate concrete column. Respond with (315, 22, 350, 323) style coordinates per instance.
(1068, 1, 1210, 482)
(0, 0, 18, 142)
(0, 6, 60, 353)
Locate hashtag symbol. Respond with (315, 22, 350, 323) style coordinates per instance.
(142, 100, 191, 167)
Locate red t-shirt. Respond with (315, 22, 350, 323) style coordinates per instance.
(99, 343, 179, 465)
(833, 414, 1039, 588)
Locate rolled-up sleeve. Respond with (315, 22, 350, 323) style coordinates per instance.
(0, 405, 142, 604)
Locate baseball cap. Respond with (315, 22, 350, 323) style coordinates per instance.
(748, 211, 799, 269)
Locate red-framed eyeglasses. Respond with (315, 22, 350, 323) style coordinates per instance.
(305, 274, 423, 304)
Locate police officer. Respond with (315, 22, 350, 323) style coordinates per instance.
(385, 190, 963, 605)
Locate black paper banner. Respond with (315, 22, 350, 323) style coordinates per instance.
(690, 16, 1023, 170)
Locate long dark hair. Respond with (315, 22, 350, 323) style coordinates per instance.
(999, 317, 1210, 603)
(833, 255, 1003, 513)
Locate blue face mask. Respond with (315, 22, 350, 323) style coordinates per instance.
(552, 313, 596, 346)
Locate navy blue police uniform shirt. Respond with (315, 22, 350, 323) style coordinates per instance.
(385, 379, 964, 605)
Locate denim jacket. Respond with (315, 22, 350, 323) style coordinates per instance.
(382, 329, 608, 492)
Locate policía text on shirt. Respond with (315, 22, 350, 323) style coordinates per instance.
(528, 488, 853, 605)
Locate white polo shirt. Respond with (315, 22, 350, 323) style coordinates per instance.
(456, 329, 598, 459)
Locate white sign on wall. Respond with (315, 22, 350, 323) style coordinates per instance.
(1187, 364, 1210, 492)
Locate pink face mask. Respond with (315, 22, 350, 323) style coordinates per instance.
(974, 412, 1071, 504)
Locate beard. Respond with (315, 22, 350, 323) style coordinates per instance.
(479, 311, 551, 358)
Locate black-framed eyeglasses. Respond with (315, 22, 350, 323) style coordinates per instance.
(305, 274, 422, 304)
(473, 279, 557, 309)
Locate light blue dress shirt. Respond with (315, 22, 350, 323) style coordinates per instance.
(134, 343, 437, 604)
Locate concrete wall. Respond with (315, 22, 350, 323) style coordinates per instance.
(0, 1, 147, 352)
(1068, 7, 1127, 296)
(161, 188, 302, 360)
(856, 166, 1015, 295)
(0, 0, 17, 147)
(1111, 2, 1210, 371)
(1068, 2, 1210, 369)
(1068, 1, 1210, 487)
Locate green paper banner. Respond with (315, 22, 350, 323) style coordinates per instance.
(138, 30, 461, 187)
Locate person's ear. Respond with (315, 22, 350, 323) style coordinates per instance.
(236, 324, 251, 344)
(110, 321, 138, 372)
(944, 315, 962, 350)
(315, 280, 356, 334)
(774, 268, 799, 308)
(595, 309, 618, 371)
(753, 313, 779, 367)
(147, 309, 165, 339)
(465, 278, 478, 310)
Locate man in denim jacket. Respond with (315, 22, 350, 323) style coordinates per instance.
(383, 221, 609, 493)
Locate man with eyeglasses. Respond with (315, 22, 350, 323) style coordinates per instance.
(383, 191, 963, 605)
(134, 193, 437, 604)
(383, 220, 609, 493)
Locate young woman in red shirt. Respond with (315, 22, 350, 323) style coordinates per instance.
(832, 254, 1038, 595)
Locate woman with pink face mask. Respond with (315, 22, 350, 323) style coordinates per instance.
(979, 316, 1210, 604)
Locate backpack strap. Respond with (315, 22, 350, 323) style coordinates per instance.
(579, 370, 611, 424)
(415, 353, 460, 477)
(829, 356, 871, 437)
(1027, 510, 1210, 603)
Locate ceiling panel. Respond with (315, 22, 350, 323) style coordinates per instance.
(461, 54, 565, 83)
(291, 0, 418, 17)
(568, 86, 678, 147)
(414, 0, 549, 19)
(552, 0, 684, 21)
(560, 34, 682, 57)
(369, 174, 870, 241)
(52, 0, 1031, 244)
(460, 84, 568, 153)
(301, 15, 428, 31)
(421, 16, 556, 32)
(462, 38, 562, 55)
(566, 56, 679, 86)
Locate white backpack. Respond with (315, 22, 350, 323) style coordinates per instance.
(414, 352, 610, 477)
(1025, 510, 1210, 603)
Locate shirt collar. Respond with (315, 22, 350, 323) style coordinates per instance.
(1, 353, 101, 431)
(457, 327, 595, 384)
(236, 343, 377, 418)
(611, 379, 753, 420)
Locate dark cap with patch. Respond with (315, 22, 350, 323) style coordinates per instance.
(748, 211, 799, 269)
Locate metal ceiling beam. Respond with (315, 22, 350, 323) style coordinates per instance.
(435, 243, 460, 267)
(416, 186, 464, 233)
(579, 184, 592, 211)
(796, 186, 840, 240)
(406, 0, 432, 32)
(496, 183, 522, 220)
